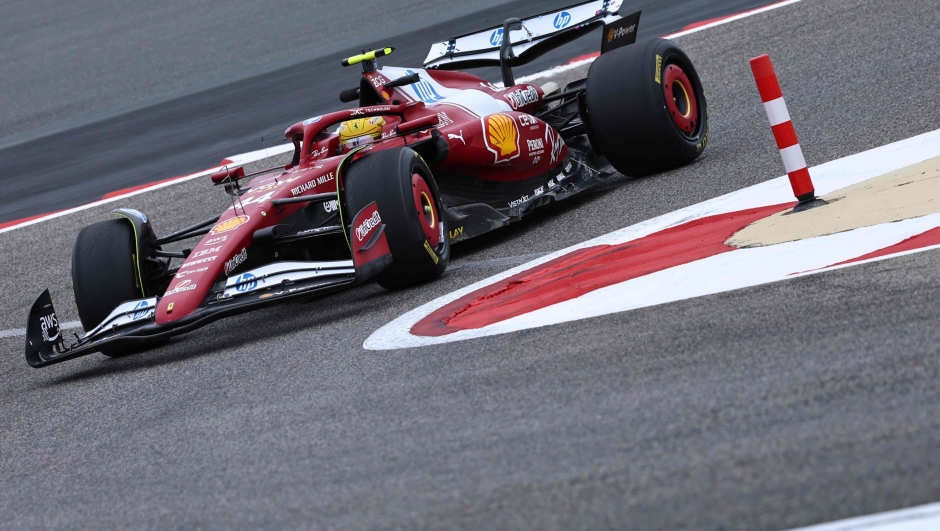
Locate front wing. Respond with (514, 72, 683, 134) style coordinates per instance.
(25, 203, 393, 368)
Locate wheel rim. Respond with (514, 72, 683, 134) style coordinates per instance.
(411, 172, 440, 247)
(662, 63, 698, 135)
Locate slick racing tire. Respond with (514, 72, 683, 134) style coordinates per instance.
(71, 218, 143, 357)
(344, 147, 449, 289)
(585, 38, 709, 176)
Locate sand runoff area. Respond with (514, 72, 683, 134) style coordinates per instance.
(728, 156, 940, 248)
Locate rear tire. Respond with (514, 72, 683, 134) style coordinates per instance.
(585, 38, 709, 176)
(71, 218, 143, 357)
(344, 148, 449, 289)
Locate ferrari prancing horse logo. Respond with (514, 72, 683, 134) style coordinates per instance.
(483, 113, 520, 163)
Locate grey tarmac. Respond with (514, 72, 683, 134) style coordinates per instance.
(0, 0, 781, 223)
(2, 0, 940, 529)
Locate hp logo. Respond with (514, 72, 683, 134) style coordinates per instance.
(490, 28, 503, 46)
(406, 69, 444, 104)
(553, 12, 571, 29)
(235, 273, 257, 292)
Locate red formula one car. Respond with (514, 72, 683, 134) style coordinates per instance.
(25, 0, 708, 367)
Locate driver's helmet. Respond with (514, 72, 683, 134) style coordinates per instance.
(338, 116, 386, 147)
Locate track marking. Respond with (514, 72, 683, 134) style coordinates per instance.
(0, 143, 293, 235)
(511, 56, 600, 85)
(365, 128, 940, 349)
(448, 253, 548, 272)
(666, 0, 802, 39)
(0, 321, 82, 339)
(786, 501, 940, 530)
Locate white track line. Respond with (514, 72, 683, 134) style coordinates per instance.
(0, 0, 802, 235)
(448, 252, 548, 272)
(0, 143, 293, 236)
(511, 57, 598, 85)
(0, 321, 82, 339)
(664, 0, 802, 39)
(786, 501, 940, 531)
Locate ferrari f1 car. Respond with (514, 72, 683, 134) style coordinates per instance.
(25, 0, 709, 367)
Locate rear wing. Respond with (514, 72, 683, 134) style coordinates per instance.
(424, 0, 628, 75)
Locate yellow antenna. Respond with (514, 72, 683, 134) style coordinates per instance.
(342, 47, 394, 67)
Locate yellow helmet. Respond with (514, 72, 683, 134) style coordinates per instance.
(338, 116, 386, 144)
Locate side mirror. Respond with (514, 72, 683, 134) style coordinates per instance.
(210, 166, 245, 184)
(396, 114, 440, 136)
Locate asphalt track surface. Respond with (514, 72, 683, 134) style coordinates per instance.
(1, 0, 774, 224)
(2, 0, 940, 529)
(0, 0, 509, 140)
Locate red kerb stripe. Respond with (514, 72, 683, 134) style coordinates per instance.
(680, 15, 730, 32)
(824, 227, 940, 269)
(679, 0, 797, 32)
(411, 203, 794, 337)
(566, 52, 600, 64)
(0, 210, 64, 231)
(101, 158, 230, 200)
(102, 174, 189, 199)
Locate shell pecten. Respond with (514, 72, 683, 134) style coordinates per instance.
(487, 114, 518, 157)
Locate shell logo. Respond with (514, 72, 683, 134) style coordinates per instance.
(483, 114, 520, 163)
(608, 28, 615, 42)
(211, 215, 250, 234)
(248, 183, 278, 195)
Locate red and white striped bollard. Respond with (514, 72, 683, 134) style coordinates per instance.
(749, 54, 815, 203)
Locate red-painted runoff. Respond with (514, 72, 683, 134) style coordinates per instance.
(824, 226, 940, 269)
(412, 203, 793, 337)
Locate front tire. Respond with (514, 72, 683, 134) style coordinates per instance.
(71, 218, 144, 357)
(344, 147, 450, 289)
(585, 38, 709, 176)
